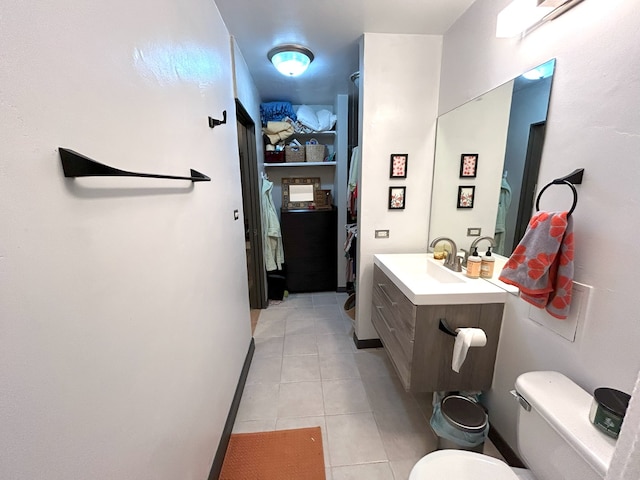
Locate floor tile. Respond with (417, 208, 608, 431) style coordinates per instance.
(390, 458, 422, 480)
(231, 418, 276, 433)
(253, 336, 284, 358)
(315, 318, 353, 335)
(286, 316, 316, 336)
(279, 294, 314, 309)
(275, 416, 330, 468)
(277, 381, 325, 418)
(308, 305, 343, 320)
(373, 404, 436, 461)
(316, 333, 356, 355)
(361, 374, 420, 413)
(332, 462, 395, 480)
(235, 383, 279, 421)
(283, 333, 318, 356)
(253, 316, 286, 338)
(325, 412, 388, 467)
(312, 292, 338, 306)
(319, 353, 361, 380)
(354, 349, 397, 378)
(322, 378, 371, 415)
(245, 355, 282, 384)
(281, 354, 321, 383)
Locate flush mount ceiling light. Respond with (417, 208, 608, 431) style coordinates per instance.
(496, 0, 586, 38)
(268, 45, 314, 77)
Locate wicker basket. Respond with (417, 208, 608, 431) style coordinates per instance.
(285, 145, 305, 163)
(305, 144, 326, 163)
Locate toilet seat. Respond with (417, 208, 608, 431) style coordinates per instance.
(409, 450, 518, 480)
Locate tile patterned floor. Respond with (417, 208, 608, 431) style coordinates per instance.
(233, 292, 505, 480)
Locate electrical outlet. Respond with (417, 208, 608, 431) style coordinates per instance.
(467, 227, 481, 236)
(375, 230, 390, 239)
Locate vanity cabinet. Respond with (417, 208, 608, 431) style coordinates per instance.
(372, 265, 504, 392)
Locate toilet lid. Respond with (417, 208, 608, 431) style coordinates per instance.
(409, 450, 518, 480)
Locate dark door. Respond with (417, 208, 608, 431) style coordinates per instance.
(512, 121, 546, 251)
(236, 100, 267, 308)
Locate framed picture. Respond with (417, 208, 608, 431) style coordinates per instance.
(389, 186, 406, 210)
(457, 185, 475, 209)
(390, 154, 408, 178)
(459, 154, 478, 178)
(282, 177, 321, 210)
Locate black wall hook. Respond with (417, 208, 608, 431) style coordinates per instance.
(208, 110, 227, 129)
(59, 148, 211, 182)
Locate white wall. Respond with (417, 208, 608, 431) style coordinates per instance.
(356, 33, 442, 340)
(0, 1, 251, 479)
(430, 80, 513, 249)
(440, 0, 640, 450)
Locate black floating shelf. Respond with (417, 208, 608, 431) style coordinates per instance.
(59, 148, 210, 182)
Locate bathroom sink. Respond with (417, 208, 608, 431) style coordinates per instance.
(373, 253, 508, 305)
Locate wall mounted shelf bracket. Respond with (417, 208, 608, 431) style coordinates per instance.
(59, 148, 211, 182)
(208, 110, 227, 128)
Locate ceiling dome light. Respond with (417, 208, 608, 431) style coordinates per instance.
(268, 45, 314, 77)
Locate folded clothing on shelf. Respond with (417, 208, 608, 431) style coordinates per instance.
(260, 101, 296, 125)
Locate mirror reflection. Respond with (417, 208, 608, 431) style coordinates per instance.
(429, 59, 556, 258)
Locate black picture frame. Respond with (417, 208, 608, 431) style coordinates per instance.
(389, 154, 408, 179)
(457, 185, 475, 209)
(459, 153, 479, 178)
(389, 186, 406, 210)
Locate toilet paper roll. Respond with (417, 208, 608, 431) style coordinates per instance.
(452, 328, 487, 373)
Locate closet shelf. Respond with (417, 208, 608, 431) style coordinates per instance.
(264, 161, 336, 167)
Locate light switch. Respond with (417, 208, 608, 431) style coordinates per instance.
(233, 209, 239, 220)
(467, 227, 481, 236)
(375, 230, 390, 238)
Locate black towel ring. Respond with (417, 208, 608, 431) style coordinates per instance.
(535, 179, 578, 216)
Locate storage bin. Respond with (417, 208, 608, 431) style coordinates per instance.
(305, 144, 326, 163)
(285, 145, 305, 163)
(264, 151, 285, 163)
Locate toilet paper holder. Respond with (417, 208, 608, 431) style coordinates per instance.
(438, 318, 458, 337)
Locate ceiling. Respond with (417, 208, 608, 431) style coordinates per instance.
(215, 0, 477, 105)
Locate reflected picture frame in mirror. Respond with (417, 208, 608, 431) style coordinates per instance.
(429, 58, 556, 259)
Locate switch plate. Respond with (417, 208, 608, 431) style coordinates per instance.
(233, 209, 239, 220)
(375, 230, 390, 239)
(467, 227, 482, 236)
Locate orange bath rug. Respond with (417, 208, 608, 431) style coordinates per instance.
(219, 427, 326, 480)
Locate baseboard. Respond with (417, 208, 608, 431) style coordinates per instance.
(488, 424, 526, 468)
(352, 332, 383, 349)
(208, 337, 255, 480)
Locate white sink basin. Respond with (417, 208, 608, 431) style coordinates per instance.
(374, 253, 508, 305)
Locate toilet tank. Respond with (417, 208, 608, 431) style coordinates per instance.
(515, 371, 616, 480)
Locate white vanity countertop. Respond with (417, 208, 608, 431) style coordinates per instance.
(374, 253, 511, 305)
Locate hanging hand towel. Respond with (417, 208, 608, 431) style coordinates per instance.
(498, 211, 574, 319)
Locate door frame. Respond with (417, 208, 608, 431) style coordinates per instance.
(236, 100, 267, 309)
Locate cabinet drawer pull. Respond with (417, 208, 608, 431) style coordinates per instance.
(376, 306, 395, 333)
(377, 283, 397, 306)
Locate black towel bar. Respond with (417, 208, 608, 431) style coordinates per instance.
(59, 148, 211, 183)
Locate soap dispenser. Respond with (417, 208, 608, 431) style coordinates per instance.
(480, 247, 496, 279)
(466, 247, 481, 279)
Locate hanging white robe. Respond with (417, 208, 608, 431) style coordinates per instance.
(261, 177, 285, 271)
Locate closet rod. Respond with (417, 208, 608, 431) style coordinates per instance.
(59, 148, 211, 182)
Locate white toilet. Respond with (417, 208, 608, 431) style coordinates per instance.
(410, 371, 618, 480)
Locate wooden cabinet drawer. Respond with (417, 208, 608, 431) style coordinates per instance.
(372, 287, 414, 363)
(373, 265, 416, 339)
(371, 302, 412, 390)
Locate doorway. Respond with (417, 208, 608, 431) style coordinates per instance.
(236, 100, 267, 309)
(512, 121, 546, 251)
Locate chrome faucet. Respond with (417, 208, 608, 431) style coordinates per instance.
(429, 237, 461, 272)
(462, 236, 496, 267)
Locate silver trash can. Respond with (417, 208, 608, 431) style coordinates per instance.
(430, 394, 489, 453)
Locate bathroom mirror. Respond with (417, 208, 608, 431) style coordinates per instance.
(429, 59, 556, 258)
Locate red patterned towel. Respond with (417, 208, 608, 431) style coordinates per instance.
(499, 211, 574, 319)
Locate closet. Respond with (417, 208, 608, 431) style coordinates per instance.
(262, 98, 349, 293)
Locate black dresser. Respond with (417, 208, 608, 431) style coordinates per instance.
(280, 207, 337, 292)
